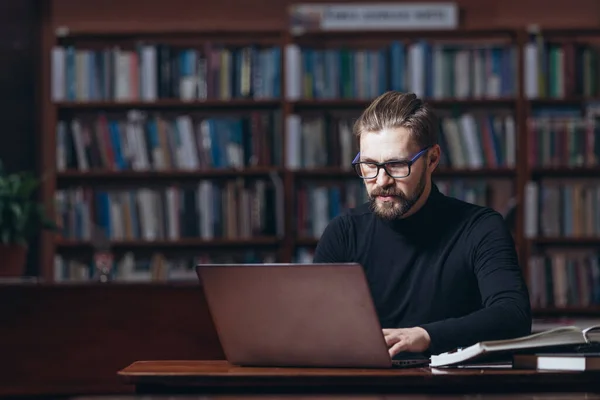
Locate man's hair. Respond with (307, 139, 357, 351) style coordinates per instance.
(353, 91, 438, 149)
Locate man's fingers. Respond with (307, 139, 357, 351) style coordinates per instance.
(384, 331, 407, 347)
(384, 334, 400, 346)
(383, 328, 404, 336)
(388, 340, 406, 357)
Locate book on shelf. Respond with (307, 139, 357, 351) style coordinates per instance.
(533, 317, 600, 332)
(523, 179, 600, 239)
(296, 180, 368, 238)
(294, 179, 514, 240)
(284, 40, 517, 100)
(285, 111, 516, 171)
(430, 325, 600, 368)
(54, 250, 277, 282)
(513, 352, 600, 371)
(526, 105, 600, 168)
(55, 179, 284, 242)
(57, 110, 283, 173)
(528, 250, 600, 309)
(51, 43, 281, 102)
(285, 113, 357, 170)
(437, 111, 516, 170)
(524, 32, 600, 99)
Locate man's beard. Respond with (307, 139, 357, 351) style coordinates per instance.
(368, 167, 427, 220)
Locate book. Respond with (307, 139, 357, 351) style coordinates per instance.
(430, 325, 600, 368)
(513, 353, 600, 371)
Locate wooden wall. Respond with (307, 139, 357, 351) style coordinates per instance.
(48, 0, 600, 33)
(0, 284, 223, 397)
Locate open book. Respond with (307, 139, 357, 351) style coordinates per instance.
(430, 325, 600, 368)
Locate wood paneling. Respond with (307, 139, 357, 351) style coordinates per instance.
(0, 284, 224, 397)
(49, 0, 600, 33)
(493, 0, 600, 28)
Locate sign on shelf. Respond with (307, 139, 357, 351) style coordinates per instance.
(289, 3, 459, 34)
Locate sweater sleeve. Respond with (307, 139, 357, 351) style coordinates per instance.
(419, 211, 532, 355)
(313, 215, 350, 263)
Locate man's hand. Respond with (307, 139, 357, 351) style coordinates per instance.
(383, 327, 431, 357)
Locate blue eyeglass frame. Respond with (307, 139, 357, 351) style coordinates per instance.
(351, 146, 431, 179)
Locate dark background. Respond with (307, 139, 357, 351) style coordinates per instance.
(0, 1, 37, 175)
(0, 1, 39, 275)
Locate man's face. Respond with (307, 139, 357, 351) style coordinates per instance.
(359, 127, 430, 220)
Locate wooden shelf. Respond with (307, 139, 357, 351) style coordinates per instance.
(530, 237, 600, 246)
(292, 98, 517, 109)
(290, 167, 516, 178)
(292, 28, 518, 40)
(528, 28, 600, 37)
(58, 167, 516, 181)
(530, 167, 600, 177)
(435, 168, 516, 177)
(55, 99, 282, 110)
(532, 306, 600, 316)
(528, 97, 596, 105)
(57, 168, 282, 181)
(55, 27, 283, 39)
(296, 238, 319, 246)
(291, 168, 356, 178)
(55, 237, 282, 249)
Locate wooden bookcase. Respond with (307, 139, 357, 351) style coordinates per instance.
(519, 27, 600, 317)
(37, 12, 600, 316)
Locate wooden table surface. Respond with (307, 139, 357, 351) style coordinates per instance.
(71, 394, 600, 400)
(118, 360, 600, 395)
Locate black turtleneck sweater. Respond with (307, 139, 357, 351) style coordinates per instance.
(313, 183, 532, 356)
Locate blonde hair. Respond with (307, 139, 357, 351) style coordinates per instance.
(353, 91, 438, 149)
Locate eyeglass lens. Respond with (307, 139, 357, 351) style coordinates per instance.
(355, 161, 410, 178)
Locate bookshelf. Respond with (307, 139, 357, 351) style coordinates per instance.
(38, 16, 600, 314)
(522, 28, 600, 315)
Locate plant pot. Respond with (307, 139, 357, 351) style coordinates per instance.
(0, 244, 27, 277)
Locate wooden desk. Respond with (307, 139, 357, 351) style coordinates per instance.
(72, 394, 600, 400)
(118, 360, 600, 395)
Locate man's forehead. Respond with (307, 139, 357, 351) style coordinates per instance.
(359, 151, 408, 162)
(361, 127, 412, 139)
(359, 129, 418, 156)
(360, 128, 414, 146)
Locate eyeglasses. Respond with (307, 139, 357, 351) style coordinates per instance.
(351, 146, 431, 179)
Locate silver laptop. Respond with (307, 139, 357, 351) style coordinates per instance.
(195, 262, 429, 368)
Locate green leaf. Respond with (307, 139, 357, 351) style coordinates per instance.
(11, 203, 22, 219)
(2, 228, 11, 244)
(0, 162, 54, 245)
(17, 176, 39, 198)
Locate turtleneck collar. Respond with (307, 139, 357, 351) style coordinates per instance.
(378, 182, 443, 233)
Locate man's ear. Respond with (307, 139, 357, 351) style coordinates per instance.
(428, 145, 441, 169)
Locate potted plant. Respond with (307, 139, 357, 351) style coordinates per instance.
(0, 163, 57, 277)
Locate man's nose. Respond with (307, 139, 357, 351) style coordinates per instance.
(375, 166, 394, 187)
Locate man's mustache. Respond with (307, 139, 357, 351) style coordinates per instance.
(371, 188, 403, 197)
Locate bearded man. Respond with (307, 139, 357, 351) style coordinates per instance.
(313, 91, 532, 360)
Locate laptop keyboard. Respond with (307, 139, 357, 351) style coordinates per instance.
(391, 359, 430, 368)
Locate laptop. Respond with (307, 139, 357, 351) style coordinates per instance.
(195, 262, 429, 369)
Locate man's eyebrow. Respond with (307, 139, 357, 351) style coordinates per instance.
(360, 156, 408, 163)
